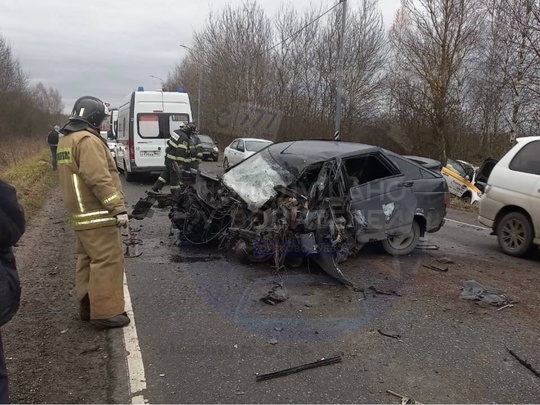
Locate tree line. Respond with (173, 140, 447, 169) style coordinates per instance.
(165, 0, 540, 164)
(0, 33, 64, 167)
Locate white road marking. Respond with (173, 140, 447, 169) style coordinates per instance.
(123, 275, 148, 404)
(446, 218, 489, 230)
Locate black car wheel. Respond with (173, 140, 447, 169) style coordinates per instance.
(381, 220, 421, 256)
(496, 211, 534, 257)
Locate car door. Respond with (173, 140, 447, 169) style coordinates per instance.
(226, 140, 238, 164)
(507, 140, 540, 237)
(235, 140, 246, 164)
(442, 159, 469, 197)
(348, 153, 417, 243)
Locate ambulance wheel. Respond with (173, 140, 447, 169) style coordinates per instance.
(124, 162, 136, 182)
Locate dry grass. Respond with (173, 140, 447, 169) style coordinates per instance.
(1, 148, 58, 220)
(449, 195, 479, 213)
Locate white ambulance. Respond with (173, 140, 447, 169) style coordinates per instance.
(115, 88, 193, 181)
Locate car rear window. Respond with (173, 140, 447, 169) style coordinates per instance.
(389, 155, 438, 179)
(509, 140, 540, 175)
(245, 140, 272, 152)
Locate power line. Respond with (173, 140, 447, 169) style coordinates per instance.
(260, 1, 342, 57)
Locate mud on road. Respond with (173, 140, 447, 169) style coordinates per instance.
(3, 180, 540, 403)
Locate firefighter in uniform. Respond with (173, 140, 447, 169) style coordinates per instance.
(57, 96, 130, 329)
(151, 122, 202, 196)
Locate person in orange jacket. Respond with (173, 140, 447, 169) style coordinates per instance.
(57, 96, 130, 329)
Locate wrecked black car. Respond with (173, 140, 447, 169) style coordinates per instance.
(169, 140, 447, 286)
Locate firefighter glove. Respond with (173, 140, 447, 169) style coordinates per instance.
(115, 213, 129, 228)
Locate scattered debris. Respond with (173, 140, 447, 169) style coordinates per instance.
(423, 263, 449, 273)
(507, 347, 540, 379)
(79, 346, 101, 355)
(234, 344, 238, 349)
(256, 354, 342, 382)
(368, 286, 402, 297)
(159, 374, 165, 377)
(436, 257, 454, 264)
(274, 327, 283, 332)
(415, 237, 439, 250)
(235, 391, 246, 396)
(387, 389, 423, 404)
(459, 280, 508, 306)
(267, 338, 278, 345)
(497, 304, 514, 311)
(378, 329, 401, 339)
(261, 283, 289, 305)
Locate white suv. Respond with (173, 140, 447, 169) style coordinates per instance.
(478, 136, 540, 256)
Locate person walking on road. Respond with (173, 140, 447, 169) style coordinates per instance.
(46, 125, 61, 170)
(0, 179, 25, 404)
(57, 96, 130, 329)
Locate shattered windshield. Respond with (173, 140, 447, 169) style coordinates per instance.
(222, 148, 296, 211)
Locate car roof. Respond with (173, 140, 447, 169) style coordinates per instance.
(268, 140, 381, 173)
(234, 138, 273, 142)
(516, 135, 540, 143)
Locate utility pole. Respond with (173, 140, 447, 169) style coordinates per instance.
(197, 72, 202, 130)
(334, 0, 347, 141)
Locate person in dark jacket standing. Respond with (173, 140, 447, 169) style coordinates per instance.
(0, 180, 25, 404)
(151, 122, 202, 196)
(46, 125, 61, 170)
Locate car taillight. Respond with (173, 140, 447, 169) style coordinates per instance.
(128, 139, 135, 160)
(444, 192, 450, 206)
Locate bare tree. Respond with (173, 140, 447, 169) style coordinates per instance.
(389, 0, 481, 163)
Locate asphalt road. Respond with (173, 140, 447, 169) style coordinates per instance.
(116, 161, 540, 404)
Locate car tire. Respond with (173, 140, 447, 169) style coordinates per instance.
(496, 211, 534, 257)
(223, 157, 229, 169)
(381, 220, 421, 256)
(461, 192, 472, 204)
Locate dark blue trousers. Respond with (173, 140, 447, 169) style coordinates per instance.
(0, 331, 9, 404)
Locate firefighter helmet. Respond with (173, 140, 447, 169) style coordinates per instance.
(68, 96, 110, 128)
(185, 122, 197, 135)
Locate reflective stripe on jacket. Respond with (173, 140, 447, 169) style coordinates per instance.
(57, 128, 126, 230)
(166, 130, 202, 172)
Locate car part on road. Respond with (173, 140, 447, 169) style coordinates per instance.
(459, 280, 508, 306)
(497, 304, 514, 311)
(423, 263, 449, 272)
(255, 354, 342, 382)
(377, 329, 401, 339)
(260, 283, 288, 305)
(387, 389, 423, 404)
(506, 347, 540, 380)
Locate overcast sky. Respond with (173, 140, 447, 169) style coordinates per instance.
(0, 0, 400, 114)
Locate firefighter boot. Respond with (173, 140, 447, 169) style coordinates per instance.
(91, 313, 131, 329)
(151, 177, 165, 192)
(79, 294, 91, 322)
